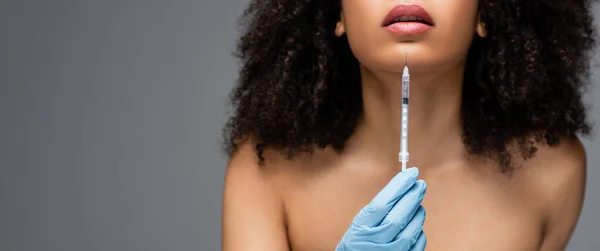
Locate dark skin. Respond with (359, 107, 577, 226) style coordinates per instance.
(223, 136, 585, 251)
(224, 66, 587, 249)
(222, 0, 595, 250)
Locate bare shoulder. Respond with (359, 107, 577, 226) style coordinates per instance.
(521, 137, 586, 199)
(222, 139, 291, 251)
(519, 137, 587, 250)
(224, 139, 289, 187)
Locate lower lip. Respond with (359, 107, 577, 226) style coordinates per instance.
(384, 22, 432, 34)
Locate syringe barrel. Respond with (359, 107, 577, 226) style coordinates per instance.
(399, 66, 410, 163)
(399, 103, 409, 163)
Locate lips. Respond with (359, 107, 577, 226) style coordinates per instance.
(382, 5, 435, 27)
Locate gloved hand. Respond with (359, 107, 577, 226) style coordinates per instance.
(335, 167, 427, 251)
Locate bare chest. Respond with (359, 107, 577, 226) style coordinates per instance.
(281, 167, 544, 251)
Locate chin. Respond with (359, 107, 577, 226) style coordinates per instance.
(354, 42, 465, 74)
(373, 55, 450, 74)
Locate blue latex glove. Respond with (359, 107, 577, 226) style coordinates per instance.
(335, 167, 427, 251)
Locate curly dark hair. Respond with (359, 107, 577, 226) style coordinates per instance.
(222, 0, 598, 172)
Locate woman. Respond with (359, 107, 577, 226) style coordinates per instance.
(222, 0, 597, 250)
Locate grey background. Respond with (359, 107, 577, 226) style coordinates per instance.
(0, 1, 598, 250)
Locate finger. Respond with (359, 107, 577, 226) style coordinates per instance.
(391, 206, 426, 248)
(381, 180, 426, 226)
(409, 231, 427, 251)
(353, 167, 420, 228)
(361, 206, 425, 251)
(362, 181, 426, 243)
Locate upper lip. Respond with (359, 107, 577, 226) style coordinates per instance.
(382, 4, 434, 27)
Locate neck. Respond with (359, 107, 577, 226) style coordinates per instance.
(344, 65, 467, 170)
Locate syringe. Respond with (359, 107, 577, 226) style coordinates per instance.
(399, 54, 410, 171)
